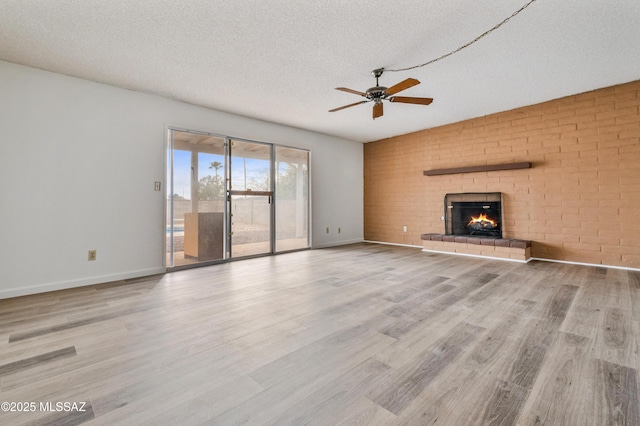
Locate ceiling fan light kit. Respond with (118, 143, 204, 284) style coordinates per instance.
(329, 68, 433, 119)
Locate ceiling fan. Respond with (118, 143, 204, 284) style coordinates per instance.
(329, 68, 433, 119)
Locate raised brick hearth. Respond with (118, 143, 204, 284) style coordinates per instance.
(421, 233, 532, 262)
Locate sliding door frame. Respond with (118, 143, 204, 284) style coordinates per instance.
(166, 127, 310, 271)
(228, 138, 275, 259)
(166, 128, 230, 271)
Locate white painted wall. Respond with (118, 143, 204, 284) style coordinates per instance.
(0, 60, 363, 299)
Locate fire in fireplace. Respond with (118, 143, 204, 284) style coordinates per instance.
(444, 192, 502, 238)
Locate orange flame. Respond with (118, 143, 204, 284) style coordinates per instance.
(468, 213, 497, 227)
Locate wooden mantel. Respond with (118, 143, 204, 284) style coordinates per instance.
(423, 161, 532, 176)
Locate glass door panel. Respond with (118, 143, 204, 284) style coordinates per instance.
(167, 131, 310, 268)
(167, 130, 227, 268)
(275, 147, 309, 252)
(229, 139, 273, 258)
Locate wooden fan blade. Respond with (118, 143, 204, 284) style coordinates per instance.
(329, 100, 368, 112)
(373, 102, 383, 119)
(385, 78, 420, 95)
(389, 96, 433, 105)
(335, 87, 367, 97)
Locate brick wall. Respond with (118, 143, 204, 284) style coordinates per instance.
(364, 80, 640, 268)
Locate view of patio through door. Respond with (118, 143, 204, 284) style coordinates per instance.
(229, 139, 273, 258)
(167, 131, 227, 268)
(166, 130, 309, 268)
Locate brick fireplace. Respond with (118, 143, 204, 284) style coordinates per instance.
(420, 192, 530, 262)
(363, 80, 640, 268)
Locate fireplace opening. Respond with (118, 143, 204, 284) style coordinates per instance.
(445, 192, 502, 238)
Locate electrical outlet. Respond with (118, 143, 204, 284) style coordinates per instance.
(88, 250, 97, 261)
(403, 226, 408, 232)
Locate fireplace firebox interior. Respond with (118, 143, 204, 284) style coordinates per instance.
(445, 192, 502, 238)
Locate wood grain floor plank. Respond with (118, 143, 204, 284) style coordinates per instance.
(0, 346, 76, 376)
(603, 362, 640, 425)
(383, 283, 455, 319)
(496, 282, 579, 391)
(604, 269, 633, 310)
(587, 359, 640, 426)
(516, 332, 592, 425)
(627, 271, 640, 322)
(520, 265, 576, 305)
(560, 272, 607, 339)
(332, 397, 396, 426)
(559, 303, 602, 340)
(369, 322, 485, 415)
(265, 358, 391, 426)
(393, 300, 536, 426)
(506, 316, 561, 389)
(88, 369, 262, 425)
(461, 270, 540, 330)
(209, 341, 392, 425)
(8, 303, 157, 343)
(465, 269, 528, 307)
(479, 379, 530, 426)
(547, 284, 579, 319)
(249, 321, 395, 388)
(594, 307, 638, 369)
(1, 243, 639, 425)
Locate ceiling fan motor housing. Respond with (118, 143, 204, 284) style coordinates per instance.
(366, 86, 388, 101)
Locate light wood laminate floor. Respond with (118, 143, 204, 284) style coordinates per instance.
(1, 243, 639, 425)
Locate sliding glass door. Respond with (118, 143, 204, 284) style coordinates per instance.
(167, 130, 227, 268)
(275, 147, 309, 252)
(229, 139, 273, 258)
(167, 129, 309, 269)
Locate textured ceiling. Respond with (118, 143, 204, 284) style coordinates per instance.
(1, 0, 639, 143)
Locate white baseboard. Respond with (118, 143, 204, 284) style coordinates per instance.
(0, 267, 166, 300)
(421, 248, 531, 263)
(312, 238, 364, 249)
(530, 257, 640, 272)
(363, 240, 423, 249)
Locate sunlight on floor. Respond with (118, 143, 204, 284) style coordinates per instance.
(168, 238, 308, 267)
